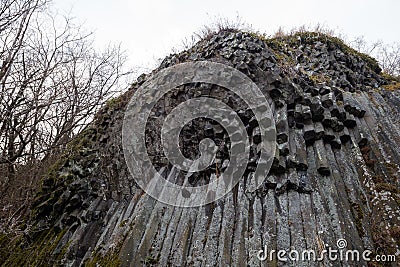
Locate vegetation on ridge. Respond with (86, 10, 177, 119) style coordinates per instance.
(1, 10, 399, 267)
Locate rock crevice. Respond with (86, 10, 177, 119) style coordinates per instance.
(1, 30, 399, 267)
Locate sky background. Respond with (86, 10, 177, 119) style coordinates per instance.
(52, 0, 400, 78)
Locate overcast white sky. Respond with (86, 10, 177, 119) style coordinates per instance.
(52, 0, 400, 77)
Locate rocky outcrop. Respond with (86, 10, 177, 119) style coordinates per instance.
(1, 30, 399, 266)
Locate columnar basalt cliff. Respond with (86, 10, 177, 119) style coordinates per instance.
(1, 30, 399, 266)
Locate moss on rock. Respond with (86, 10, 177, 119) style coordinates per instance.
(84, 249, 122, 267)
(0, 228, 67, 267)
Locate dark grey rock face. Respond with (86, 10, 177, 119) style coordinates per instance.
(2, 30, 399, 266)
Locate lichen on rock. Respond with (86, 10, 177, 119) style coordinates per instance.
(2, 29, 399, 266)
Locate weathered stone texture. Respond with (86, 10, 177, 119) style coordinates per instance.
(1, 30, 399, 267)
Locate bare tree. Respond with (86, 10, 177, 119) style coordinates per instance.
(0, 1, 130, 184)
(375, 42, 400, 76)
(348, 35, 382, 55)
(347, 36, 400, 76)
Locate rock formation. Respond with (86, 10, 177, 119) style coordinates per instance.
(1, 30, 399, 266)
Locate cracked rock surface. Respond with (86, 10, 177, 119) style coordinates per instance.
(1, 30, 399, 266)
